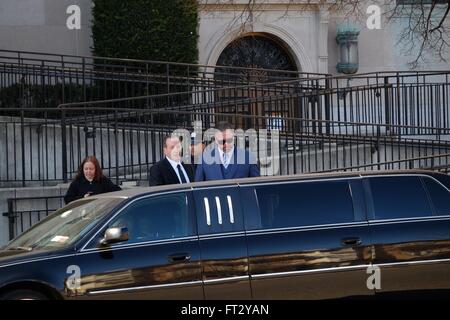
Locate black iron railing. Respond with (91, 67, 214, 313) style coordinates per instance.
(2, 50, 449, 128)
(1, 50, 449, 186)
(0, 49, 326, 111)
(1, 107, 449, 186)
(317, 153, 450, 174)
(2, 195, 65, 240)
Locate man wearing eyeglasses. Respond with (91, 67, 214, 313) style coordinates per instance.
(195, 121, 260, 181)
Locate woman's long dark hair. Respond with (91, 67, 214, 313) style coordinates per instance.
(74, 156, 104, 182)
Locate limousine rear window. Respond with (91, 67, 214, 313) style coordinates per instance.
(422, 177, 450, 216)
(368, 176, 433, 220)
(254, 180, 354, 229)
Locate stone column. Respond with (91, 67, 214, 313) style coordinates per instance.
(318, 6, 330, 74)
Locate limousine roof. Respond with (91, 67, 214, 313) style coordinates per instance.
(91, 169, 447, 201)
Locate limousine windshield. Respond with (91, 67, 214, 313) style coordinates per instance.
(4, 197, 124, 251)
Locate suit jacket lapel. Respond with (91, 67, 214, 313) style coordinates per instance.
(162, 158, 180, 184)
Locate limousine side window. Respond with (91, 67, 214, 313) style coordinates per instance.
(108, 192, 195, 244)
(253, 180, 355, 229)
(421, 177, 450, 216)
(366, 176, 433, 220)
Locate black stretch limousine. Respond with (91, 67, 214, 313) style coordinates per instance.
(0, 170, 449, 300)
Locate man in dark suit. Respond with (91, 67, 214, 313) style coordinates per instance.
(195, 122, 260, 181)
(149, 136, 194, 186)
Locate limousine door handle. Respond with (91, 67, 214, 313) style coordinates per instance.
(341, 237, 362, 247)
(168, 253, 191, 263)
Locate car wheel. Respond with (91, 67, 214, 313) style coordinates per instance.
(0, 289, 48, 300)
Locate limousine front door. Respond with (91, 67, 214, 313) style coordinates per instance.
(193, 186, 252, 299)
(70, 192, 204, 299)
(241, 179, 374, 299)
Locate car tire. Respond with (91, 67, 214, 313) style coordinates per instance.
(0, 289, 48, 300)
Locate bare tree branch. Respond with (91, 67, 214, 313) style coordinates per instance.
(199, 0, 450, 67)
(430, 3, 450, 32)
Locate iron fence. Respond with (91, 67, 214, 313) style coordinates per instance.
(2, 50, 449, 130)
(1, 50, 449, 187)
(1, 107, 449, 186)
(0, 49, 326, 112)
(2, 195, 65, 240)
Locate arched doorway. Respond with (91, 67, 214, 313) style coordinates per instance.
(216, 33, 298, 77)
(214, 33, 299, 130)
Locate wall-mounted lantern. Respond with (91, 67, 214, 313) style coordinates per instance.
(336, 24, 360, 74)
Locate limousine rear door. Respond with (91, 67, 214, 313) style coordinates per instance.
(71, 191, 204, 299)
(241, 178, 374, 299)
(192, 185, 252, 299)
(364, 175, 450, 296)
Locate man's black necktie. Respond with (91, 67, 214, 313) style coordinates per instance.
(177, 164, 187, 183)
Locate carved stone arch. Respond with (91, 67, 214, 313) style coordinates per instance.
(210, 30, 309, 129)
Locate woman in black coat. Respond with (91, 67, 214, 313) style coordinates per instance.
(64, 156, 121, 204)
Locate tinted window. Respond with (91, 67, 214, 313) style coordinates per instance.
(109, 193, 194, 243)
(5, 198, 124, 250)
(255, 180, 354, 229)
(368, 176, 432, 220)
(432, 173, 450, 190)
(422, 177, 450, 216)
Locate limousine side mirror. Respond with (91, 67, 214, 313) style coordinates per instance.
(100, 227, 129, 246)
